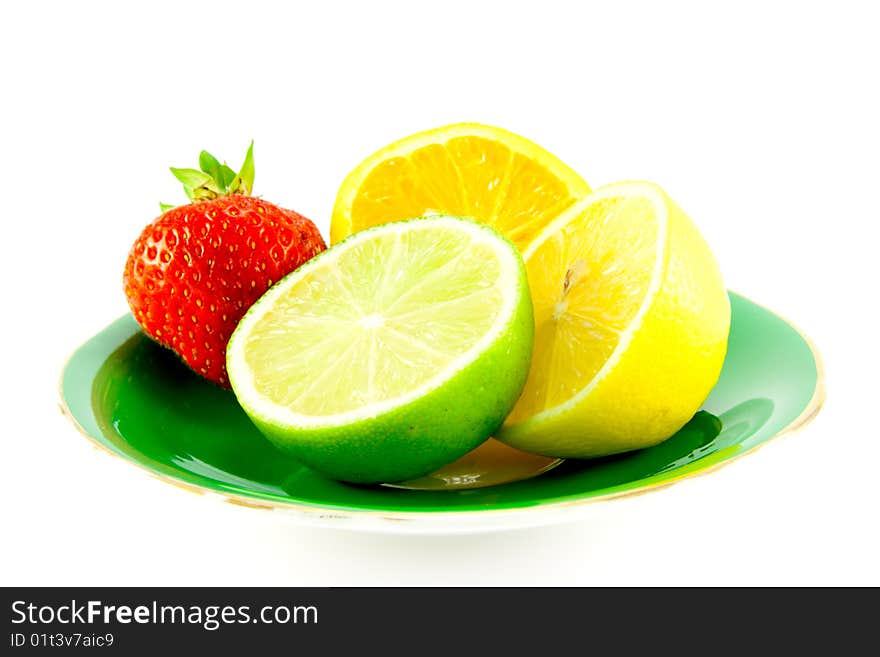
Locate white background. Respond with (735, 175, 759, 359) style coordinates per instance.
(2, 1, 877, 585)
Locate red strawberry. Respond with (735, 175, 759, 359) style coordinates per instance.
(123, 143, 326, 387)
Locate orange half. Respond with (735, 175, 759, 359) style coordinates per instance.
(330, 123, 591, 252)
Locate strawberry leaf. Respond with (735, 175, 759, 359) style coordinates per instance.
(198, 151, 227, 193)
(170, 167, 221, 201)
(170, 167, 214, 189)
(159, 202, 176, 213)
(228, 141, 255, 195)
(239, 141, 255, 194)
(219, 163, 237, 189)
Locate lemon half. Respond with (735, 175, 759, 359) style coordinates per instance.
(497, 182, 730, 458)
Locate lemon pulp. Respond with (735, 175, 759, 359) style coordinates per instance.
(507, 193, 662, 422)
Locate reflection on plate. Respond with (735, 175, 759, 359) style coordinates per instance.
(60, 292, 824, 533)
(388, 439, 562, 491)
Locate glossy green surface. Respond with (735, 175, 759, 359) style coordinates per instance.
(61, 293, 820, 513)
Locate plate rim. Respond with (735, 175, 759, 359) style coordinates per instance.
(58, 292, 826, 529)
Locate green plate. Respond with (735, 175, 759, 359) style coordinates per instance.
(60, 292, 823, 533)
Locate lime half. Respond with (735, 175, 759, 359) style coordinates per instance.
(227, 216, 534, 483)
